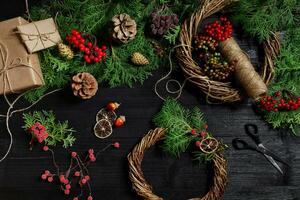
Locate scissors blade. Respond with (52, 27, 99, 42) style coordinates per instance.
(262, 153, 284, 174)
(258, 144, 290, 166)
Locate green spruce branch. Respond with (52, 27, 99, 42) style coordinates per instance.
(23, 111, 76, 148)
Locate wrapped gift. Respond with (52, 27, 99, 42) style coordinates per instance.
(0, 17, 44, 95)
(17, 18, 62, 53)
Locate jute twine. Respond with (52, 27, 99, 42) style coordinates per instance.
(219, 37, 267, 100)
(128, 128, 228, 200)
(176, 0, 280, 103)
(0, 39, 60, 163)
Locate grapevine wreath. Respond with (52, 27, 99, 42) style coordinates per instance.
(176, 0, 280, 103)
(128, 99, 228, 200)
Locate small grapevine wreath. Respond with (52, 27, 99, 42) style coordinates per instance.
(176, 0, 280, 103)
(128, 99, 228, 200)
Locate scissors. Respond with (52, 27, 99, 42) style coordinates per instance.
(232, 124, 290, 174)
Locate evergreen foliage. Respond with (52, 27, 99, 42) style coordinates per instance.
(23, 111, 76, 148)
(153, 99, 206, 157)
(232, 0, 300, 134)
(25, 0, 199, 101)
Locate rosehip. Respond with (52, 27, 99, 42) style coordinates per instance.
(84, 175, 90, 181)
(88, 149, 94, 154)
(81, 178, 87, 184)
(195, 141, 201, 147)
(71, 152, 77, 158)
(114, 116, 126, 127)
(66, 184, 71, 190)
(87, 196, 93, 200)
(74, 171, 81, 177)
(113, 142, 120, 149)
(47, 176, 53, 182)
(41, 174, 47, 180)
(191, 129, 197, 135)
(64, 189, 70, 195)
(43, 146, 49, 151)
(106, 102, 120, 111)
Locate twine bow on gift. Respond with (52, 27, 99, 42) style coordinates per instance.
(0, 41, 44, 94)
(17, 21, 58, 53)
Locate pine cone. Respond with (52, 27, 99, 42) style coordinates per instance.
(58, 43, 74, 60)
(71, 72, 98, 99)
(111, 13, 137, 44)
(131, 52, 149, 65)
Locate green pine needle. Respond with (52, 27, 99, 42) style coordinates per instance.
(23, 111, 76, 148)
(163, 25, 181, 45)
(153, 99, 206, 157)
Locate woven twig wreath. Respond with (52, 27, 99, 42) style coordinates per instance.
(128, 128, 228, 200)
(176, 0, 280, 103)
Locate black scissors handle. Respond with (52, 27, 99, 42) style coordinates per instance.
(232, 138, 257, 151)
(245, 124, 261, 145)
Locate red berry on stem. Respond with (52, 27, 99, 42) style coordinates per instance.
(195, 141, 201, 147)
(47, 176, 53, 183)
(41, 174, 47, 180)
(113, 142, 120, 149)
(43, 146, 49, 151)
(81, 178, 87, 184)
(66, 184, 71, 190)
(84, 175, 90, 181)
(88, 149, 94, 154)
(87, 196, 93, 200)
(191, 129, 196, 135)
(44, 170, 50, 175)
(74, 171, 81, 177)
(71, 152, 77, 158)
(64, 189, 70, 195)
(200, 131, 207, 137)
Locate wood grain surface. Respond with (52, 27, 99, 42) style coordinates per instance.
(0, 1, 299, 200)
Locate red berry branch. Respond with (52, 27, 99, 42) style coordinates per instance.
(204, 17, 233, 42)
(66, 29, 107, 64)
(40, 142, 120, 200)
(258, 90, 300, 112)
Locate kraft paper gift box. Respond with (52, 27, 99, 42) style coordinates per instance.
(17, 18, 62, 53)
(0, 17, 44, 95)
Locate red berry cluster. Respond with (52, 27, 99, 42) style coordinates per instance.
(28, 122, 49, 144)
(66, 29, 107, 64)
(88, 148, 96, 162)
(190, 124, 209, 147)
(40, 143, 119, 200)
(258, 91, 300, 112)
(204, 17, 233, 42)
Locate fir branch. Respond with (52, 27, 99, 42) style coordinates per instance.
(263, 110, 300, 135)
(163, 25, 181, 45)
(231, 0, 300, 42)
(153, 99, 206, 157)
(23, 111, 76, 148)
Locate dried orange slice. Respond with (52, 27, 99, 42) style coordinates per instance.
(199, 137, 219, 154)
(94, 119, 113, 139)
(96, 108, 117, 124)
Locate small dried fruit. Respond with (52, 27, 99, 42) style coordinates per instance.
(114, 116, 126, 127)
(94, 119, 113, 138)
(96, 108, 117, 124)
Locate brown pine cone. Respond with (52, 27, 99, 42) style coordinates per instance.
(71, 72, 98, 99)
(111, 13, 137, 44)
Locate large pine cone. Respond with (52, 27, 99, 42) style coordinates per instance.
(71, 72, 98, 99)
(111, 13, 137, 44)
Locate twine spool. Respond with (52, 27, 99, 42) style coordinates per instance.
(219, 37, 268, 99)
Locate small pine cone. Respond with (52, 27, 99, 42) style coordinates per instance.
(71, 72, 98, 99)
(58, 43, 74, 60)
(131, 52, 149, 66)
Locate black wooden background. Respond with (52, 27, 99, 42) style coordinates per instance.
(0, 1, 299, 200)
